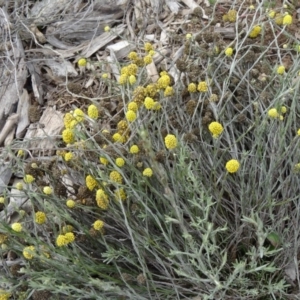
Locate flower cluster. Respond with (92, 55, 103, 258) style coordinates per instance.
(165, 134, 178, 149)
(225, 159, 240, 173)
(109, 171, 123, 184)
(96, 189, 109, 209)
(56, 232, 75, 247)
(208, 122, 224, 138)
(86, 175, 98, 191)
(35, 211, 46, 224)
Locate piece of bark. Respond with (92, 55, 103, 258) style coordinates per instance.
(16, 89, 30, 138)
(214, 27, 236, 39)
(81, 25, 126, 58)
(26, 61, 44, 105)
(181, 0, 198, 9)
(146, 62, 159, 83)
(24, 107, 64, 156)
(166, 0, 180, 14)
(0, 114, 19, 146)
(0, 163, 13, 195)
(0, 180, 31, 222)
(0, 10, 27, 132)
(42, 59, 78, 78)
(106, 41, 135, 59)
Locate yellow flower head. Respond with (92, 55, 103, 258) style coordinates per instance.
(11, 222, 22, 232)
(208, 122, 224, 138)
(157, 75, 171, 89)
(249, 25, 261, 38)
(112, 132, 125, 143)
(277, 65, 285, 75)
(275, 13, 283, 25)
(227, 9, 237, 22)
(64, 232, 75, 243)
(126, 110, 137, 122)
(268, 108, 279, 118)
(188, 83, 197, 93)
(119, 74, 128, 85)
(73, 108, 84, 122)
(186, 33, 192, 40)
(225, 159, 240, 173)
(268, 10, 276, 18)
(56, 234, 68, 247)
(96, 189, 109, 209)
(35, 211, 46, 224)
(86, 175, 98, 191)
(93, 220, 104, 231)
(62, 129, 75, 144)
(164, 134, 178, 149)
(43, 186, 53, 195)
(116, 157, 125, 167)
(114, 188, 126, 201)
(129, 75, 137, 85)
(16, 182, 23, 190)
(17, 149, 24, 157)
(104, 25, 110, 32)
(128, 101, 138, 112)
(128, 51, 138, 60)
(225, 47, 233, 56)
(164, 86, 174, 97)
(129, 145, 139, 154)
(297, 129, 300, 136)
(283, 14, 292, 25)
(99, 157, 109, 165)
(144, 42, 153, 52)
(109, 170, 123, 184)
(281, 106, 287, 114)
(197, 81, 208, 92)
(77, 58, 87, 67)
(64, 152, 73, 162)
(24, 174, 35, 184)
(143, 168, 153, 177)
(144, 97, 155, 110)
(0, 197, 4, 204)
(88, 104, 99, 119)
(23, 246, 35, 260)
(143, 55, 152, 65)
(66, 199, 76, 208)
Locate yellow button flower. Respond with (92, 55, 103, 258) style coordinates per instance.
(23, 246, 35, 260)
(109, 170, 123, 184)
(187, 83, 197, 93)
(93, 220, 104, 231)
(24, 174, 35, 184)
(283, 14, 292, 25)
(87, 104, 99, 119)
(143, 168, 153, 177)
(277, 65, 285, 75)
(268, 108, 279, 118)
(86, 175, 98, 191)
(11, 222, 22, 232)
(129, 145, 139, 154)
(126, 110, 137, 122)
(115, 157, 125, 167)
(225, 47, 233, 57)
(197, 81, 208, 92)
(225, 159, 240, 173)
(35, 211, 46, 224)
(43, 186, 53, 195)
(66, 199, 76, 208)
(164, 134, 178, 149)
(208, 122, 224, 138)
(77, 58, 87, 67)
